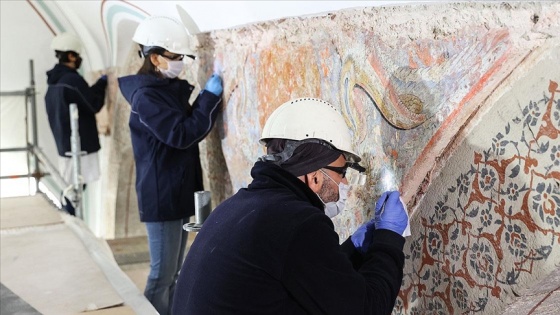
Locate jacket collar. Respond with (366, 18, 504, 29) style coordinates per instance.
(248, 161, 324, 211)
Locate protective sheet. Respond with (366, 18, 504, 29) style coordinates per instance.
(0, 95, 35, 197)
(0, 195, 62, 229)
(0, 222, 124, 314)
(0, 195, 156, 315)
(0, 95, 27, 150)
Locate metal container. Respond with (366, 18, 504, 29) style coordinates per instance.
(184, 190, 212, 232)
(194, 190, 212, 225)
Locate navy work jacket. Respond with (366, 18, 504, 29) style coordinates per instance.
(172, 161, 405, 314)
(118, 74, 221, 222)
(45, 64, 107, 156)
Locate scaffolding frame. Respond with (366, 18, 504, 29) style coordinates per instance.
(0, 60, 83, 218)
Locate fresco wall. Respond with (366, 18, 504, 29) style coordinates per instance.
(398, 46, 559, 314)
(107, 1, 559, 313)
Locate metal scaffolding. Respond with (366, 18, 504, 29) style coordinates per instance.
(0, 60, 83, 218)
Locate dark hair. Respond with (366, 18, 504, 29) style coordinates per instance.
(55, 50, 78, 63)
(266, 138, 286, 154)
(136, 45, 164, 78)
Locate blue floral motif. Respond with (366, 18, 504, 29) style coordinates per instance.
(550, 145, 560, 167)
(522, 100, 542, 127)
(491, 133, 508, 156)
(410, 238, 422, 260)
(427, 299, 447, 314)
(553, 99, 560, 126)
(393, 299, 405, 313)
(451, 280, 468, 309)
(504, 223, 528, 257)
(428, 231, 443, 257)
(479, 167, 497, 192)
(505, 182, 521, 201)
(434, 200, 450, 221)
(449, 243, 463, 262)
(430, 268, 444, 289)
(409, 307, 422, 315)
(501, 181, 529, 216)
(469, 242, 495, 282)
(533, 182, 560, 226)
(479, 202, 493, 227)
(456, 173, 471, 196)
(505, 268, 519, 285)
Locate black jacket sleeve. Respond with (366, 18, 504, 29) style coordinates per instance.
(340, 237, 365, 270)
(133, 89, 221, 149)
(61, 73, 107, 114)
(281, 213, 405, 315)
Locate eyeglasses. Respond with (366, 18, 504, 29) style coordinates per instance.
(323, 164, 348, 178)
(159, 53, 185, 61)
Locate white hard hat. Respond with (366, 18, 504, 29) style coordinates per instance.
(260, 98, 361, 162)
(132, 16, 194, 55)
(51, 33, 82, 54)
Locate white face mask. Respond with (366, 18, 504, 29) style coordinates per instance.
(158, 56, 184, 79)
(318, 170, 349, 218)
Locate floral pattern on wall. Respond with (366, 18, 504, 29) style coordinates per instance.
(396, 80, 560, 314)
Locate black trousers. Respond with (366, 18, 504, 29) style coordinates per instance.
(62, 184, 87, 216)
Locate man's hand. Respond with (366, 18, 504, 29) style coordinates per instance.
(351, 218, 375, 254)
(374, 191, 408, 235)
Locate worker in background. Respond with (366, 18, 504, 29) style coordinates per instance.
(45, 32, 107, 216)
(172, 98, 409, 314)
(118, 16, 223, 315)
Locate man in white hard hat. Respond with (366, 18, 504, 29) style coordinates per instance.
(172, 98, 409, 314)
(45, 32, 107, 216)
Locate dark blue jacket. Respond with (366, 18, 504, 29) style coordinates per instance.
(172, 161, 405, 315)
(45, 64, 107, 156)
(118, 74, 221, 222)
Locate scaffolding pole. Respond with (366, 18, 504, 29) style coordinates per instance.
(0, 59, 69, 209)
(66, 103, 84, 219)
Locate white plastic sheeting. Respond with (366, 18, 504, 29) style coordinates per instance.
(0, 195, 157, 315)
(0, 95, 35, 197)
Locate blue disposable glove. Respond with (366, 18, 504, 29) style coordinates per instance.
(374, 191, 408, 235)
(100, 74, 107, 81)
(351, 218, 376, 254)
(204, 74, 223, 96)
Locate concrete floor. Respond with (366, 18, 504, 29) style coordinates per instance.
(106, 236, 151, 294)
(106, 233, 197, 295)
(0, 195, 156, 315)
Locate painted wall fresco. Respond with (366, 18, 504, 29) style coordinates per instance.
(396, 47, 559, 314)
(209, 2, 559, 238)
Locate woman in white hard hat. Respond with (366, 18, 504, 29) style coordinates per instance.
(118, 16, 223, 315)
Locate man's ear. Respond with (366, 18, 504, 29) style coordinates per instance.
(305, 170, 322, 193)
